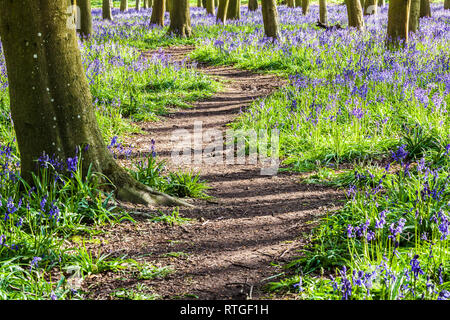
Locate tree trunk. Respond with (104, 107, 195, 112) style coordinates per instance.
(346, 0, 364, 29)
(136, 0, 141, 10)
(206, 0, 215, 14)
(359, 0, 365, 9)
(227, 0, 241, 20)
(378, 0, 385, 6)
(295, 0, 301, 7)
(217, 0, 230, 23)
(248, 0, 258, 11)
(168, 0, 192, 37)
(0, 0, 189, 207)
(197, 0, 202, 6)
(103, 0, 114, 20)
(419, 0, 431, 17)
(151, 0, 165, 25)
(287, 0, 294, 7)
(77, 0, 93, 38)
(386, 0, 411, 47)
(445, 0, 450, 10)
(143, 0, 149, 9)
(363, 0, 377, 15)
(409, 0, 420, 33)
(202, 0, 207, 7)
(319, 0, 328, 25)
(301, 0, 310, 14)
(261, 0, 280, 39)
(120, 0, 129, 11)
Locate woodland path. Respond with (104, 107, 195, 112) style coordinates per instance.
(83, 46, 345, 299)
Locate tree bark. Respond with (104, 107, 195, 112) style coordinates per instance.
(363, 0, 377, 15)
(217, 0, 230, 23)
(319, 0, 328, 25)
(136, 0, 141, 10)
(120, 0, 129, 11)
(226, 0, 241, 20)
(409, 0, 420, 33)
(261, 0, 280, 39)
(445, 0, 450, 10)
(301, 0, 310, 15)
(168, 0, 192, 37)
(151, 0, 165, 25)
(295, 0, 301, 7)
(103, 0, 114, 20)
(419, 0, 431, 17)
(386, 0, 411, 47)
(77, 0, 92, 39)
(206, 0, 215, 14)
(378, 0, 385, 6)
(346, 0, 364, 29)
(287, 0, 294, 7)
(0, 0, 189, 207)
(248, 0, 258, 11)
(166, 0, 172, 12)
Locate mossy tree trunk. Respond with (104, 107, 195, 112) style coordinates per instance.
(150, 0, 165, 25)
(409, 0, 420, 33)
(319, 0, 328, 25)
(248, 0, 258, 11)
(346, 0, 364, 29)
(78, 0, 92, 38)
(419, 0, 431, 17)
(168, 0, 192, 37)
(363, 0, 377, 15)
(120, 0, 128, 11)
(206, 0, 215, 14)
(227, 0, 241, 20)
(103, 0, 114, 20)
(0, 0, 189, 207)
(217, 0, 229, 23)
(386, 0, 411, 47)
(301, 0, 310, 14)
(261, 0, 280, 39)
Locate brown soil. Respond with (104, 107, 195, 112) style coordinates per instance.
(82, 46, 345, 300)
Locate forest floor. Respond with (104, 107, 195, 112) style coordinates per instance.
(82, 46, 345, 300)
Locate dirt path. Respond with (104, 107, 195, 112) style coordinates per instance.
(83, 46, 345, 300)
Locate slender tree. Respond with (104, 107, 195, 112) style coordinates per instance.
(319, 0, 328, 25)
(363, 0, 377, 15)
(346, 0, 364, 29)
(120, 0, 128, 11)
(143, 0, 149, 9)
(409, 0, 420, 33)
(150, 0, 165, 25)
(302, 0, 310, 15)
(261, 0, 280, 39)
(227, 0, 241, 20)
(386, 0, 411, 47)
(248, 0, 258, 11)
(419, 0, 431, 17)
(78, 0, 92, 38)
(217, 0, 230, 23)
(0, 0, 187, 206)
(102, 0, 114, 20)
(136, 0, 141, 10)
(168, 0, 192, 37)
(378, 0, 385, 6)
(360, 0, 365, 9)
(206, 0, 215, 14)
(287, 0, 295, 7)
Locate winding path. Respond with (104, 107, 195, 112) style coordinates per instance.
(84, 46, 345, 300)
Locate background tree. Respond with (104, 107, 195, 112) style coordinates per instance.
(261, 0, 280, 39)
(363, 0, 377, 15)
(287, 0, 294, 8)
(378, 0, 385, 6)
(120, 0, 128, 11)
(166, 0, 173, 12)
(419, 0, 431, 17)
(78, 0, 92, 38)
(346, 0, 364, 29)
(248, 0, 258, 11)
(386, 0, 411, 47)
(409, 0, 420, 33)
(206, 0, 215, 15)
(445, 0, 450, 10)
(319, 0, 328, 25)
(102, 0, 114, 20)
(0, 0, 187, 206)
(168, 0, 192, 37)
(136, 0, 141, 10)
(217, 0, 230, 23)
(302, 0, 310, 15)
(151, 0, 165, 25)
(227, 0, 241, 20)
(143, 0, 151, 9)
(295, 0, 301, 7)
